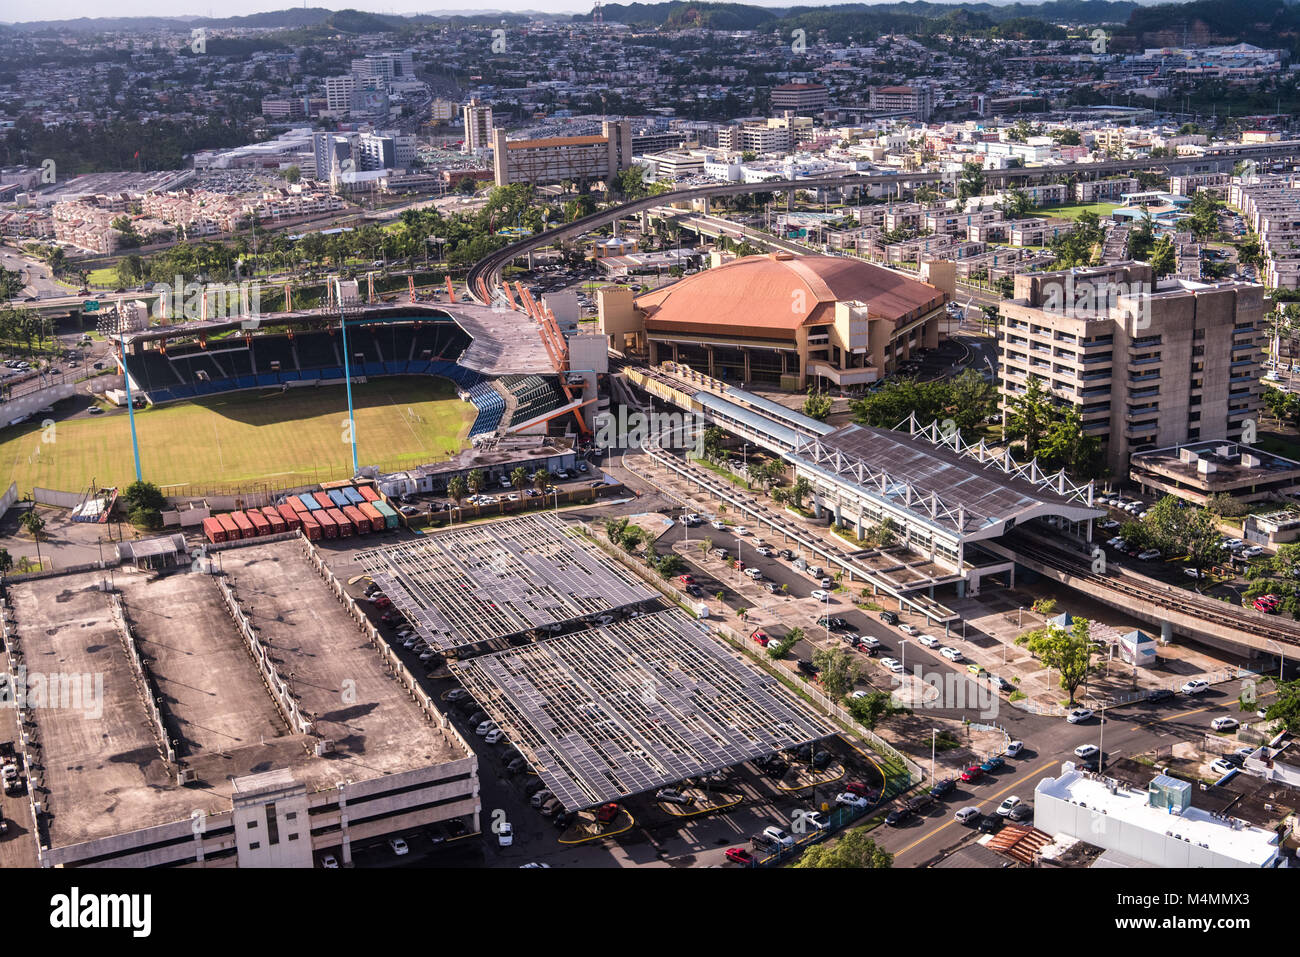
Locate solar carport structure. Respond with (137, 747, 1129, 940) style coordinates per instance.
(355, 513, 655, 653)
(451, 609, 837, 811)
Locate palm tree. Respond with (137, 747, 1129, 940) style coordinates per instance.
(698, 538, 713, 557)
(21, 508, 45, 570)
(532, 468, 551, 499)
(466, 469, 485, 497)
(447, 475, 467, 509)
(510, 466, 529, 496)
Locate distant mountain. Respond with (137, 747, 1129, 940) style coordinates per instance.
(1118, 0, 1300, 47)
(1, 7, 546, 33)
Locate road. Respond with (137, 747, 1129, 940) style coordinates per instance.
(0, 246, 64, 300)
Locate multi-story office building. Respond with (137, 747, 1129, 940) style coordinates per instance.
(462, 98, 494, 154)
(357, 131, 417, 172)
(867, 84, 934, 121)
(324, 75, 355, 114)
(351, 51, 414, 82)
(998, 263, 1265, 475)
(313, 132, 357, 183)
(1075, 177, 1141, 203)
(632, 128, 686, 154)
(260, 97, 306, 119)
(493, 120, 632, 187)
(770, 83, 829, 112)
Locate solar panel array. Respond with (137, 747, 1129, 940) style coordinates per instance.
(354, 513, 655, 652)
(452, 609, 837, 811)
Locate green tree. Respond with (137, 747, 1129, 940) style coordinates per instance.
(1257, 678, 1300, 733)
(1148, 236, 1176, 277)
(447, 475, 467, 507)
(1016, 618, 1095, 706)
(803, 392, 833, 421)
(532, 468, 551, 497)
(510, 466, 530, 494)
(0, 547, 12, 580)
(957, 160, 986, 202)
(656, 553, 686, 578)
(846, 690, 895, 729)
(768, 626, 802, 659)
(813, 646, 861, 700)
(789, 477, 812, 510)
(793, 829, 893, 869)
(20, 508, 45, 570)
(466, 468, 485, 496)
(123, 480, 166, 513)
(1003, 374, 1054, 459)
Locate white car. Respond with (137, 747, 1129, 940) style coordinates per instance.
(1106, 536, 1127, 548)
(1073, 744, 1100, 759)
(1181, 679, 1209, 695)
(939, 646, 964, 662)
(711, 520, 727, 530)
(1210, 758, 1236, 776)
(1241, 545, 1266, 558)
(996, 795, 1022, 816)
(1222, 538, 1245, 551)
(484, 728, 506, 744)
(850, 690, 870, 699)
(1067, 708, 1095, 724)
(835, 792, 870, 809)
(1235, 746, 1255, 759)
(389, 837, 409, 856)
(734, 526, 750, 536)
(475, 720, 498, 736)
(880, 657, 904, 673)
(762, 825, 794, 848)
(899, 623, 919, 636)
(321, 854, 339, 869)
(1137, 549, 1162, 561)
(745, 567, 763, 580)
(755, 546, 772, 557)
(1183, 567, 1204, 579)
(917, 633, 940, 647)
(497, 822, 514, 847)
(1005, 740, 1023, 758)
(810, 589, 831, 601)
(857, 635, 881, 649)
(1210, 716, 1239, 732)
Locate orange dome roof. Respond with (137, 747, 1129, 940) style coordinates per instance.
(636, 254, 944, 340)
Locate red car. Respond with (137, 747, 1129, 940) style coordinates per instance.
(678, 574, 695, 586)
(725, 847, 755, 865)
(1253, 594, 1280, 613)
(844, 781, 879, 802)
(751, 630, 770, 647)
(373, 596, 393, 610)
(595, 802, 620, 823)
(960, 764, 984, 783)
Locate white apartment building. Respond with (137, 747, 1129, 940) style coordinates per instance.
(462, 98, 493, 154)
(325, 75, 355, 114)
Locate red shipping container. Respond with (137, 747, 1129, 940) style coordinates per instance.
(260, 507, 286, 534)
(341, 505, 370, 535)
(288, 495, 312, 513)
(247, 509, 272, 536)
(217, 512, 239, 538)
(299, 510, 322, 540)
(325, 508, 353, 537)
(275, 504, 302, 531)
(358, 502, 385, 533)
(230, 511, 255, 539)
(313, 508, 338, 538)
(203, 517, 226, 544)
(358, 485, 379, 503)
(313, 492, 334, 510)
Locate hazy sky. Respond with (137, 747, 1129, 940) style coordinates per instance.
(5, 0, 810, 24)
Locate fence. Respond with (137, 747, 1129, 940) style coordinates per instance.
(1, 598, 47, 857)
(33, 487, 85, 510)
(0, 482, 16, 522)
(108, 593, 178, 771)
(216, 573, 315, 737)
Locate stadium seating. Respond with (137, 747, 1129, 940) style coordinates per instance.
(466, 382, 505, 437)
(499, 374, 568, 427)
(123, 320, 481, 408)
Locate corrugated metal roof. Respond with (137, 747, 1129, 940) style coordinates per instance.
(696, 392, 805, 448)
(722, 386, 836, 436)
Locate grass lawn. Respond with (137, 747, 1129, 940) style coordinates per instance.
(0, 376, 474, 493)
(85, 267, 119, 289)
(1031, 203, 1119, 220)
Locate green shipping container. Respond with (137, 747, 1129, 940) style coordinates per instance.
(373, 500, 400, 529)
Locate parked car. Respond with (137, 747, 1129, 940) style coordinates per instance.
(762, 825, 794, 848)
(1005, 740, 1024, 758)
(1181, 679, 1210, 695)
(879, 611, 899, 626)
(898, 623, 919, 636)
(725, 847, 755, 865)
(954, 806, 980, 825)
(939, 647, 964, 662)
(960, 764, 984, 782)
(810, 589, 831, 601)
(978, 814, 1003, 834)
(389, 837, 410, 856)
(930, 778, 956, 799)
(996, 796, 1022, 817)
(835, 791, 870, 809)
(1211, 758, 1236, 776)
(980, 756, 1005, 773)
(1008, 804, 1033, 824)
(917, 634, 940, 648)
(844, 782, 878, 801)
(1066, 708, 1095, 723)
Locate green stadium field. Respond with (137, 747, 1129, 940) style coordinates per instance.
(0, 376, 475, 494)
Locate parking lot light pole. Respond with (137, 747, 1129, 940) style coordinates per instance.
(931, 729, 937, 781)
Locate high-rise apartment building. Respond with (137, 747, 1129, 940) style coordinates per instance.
(324, 75, 355, 114)
(462, 98, 494, 154)
(998, 263, 1265, 476)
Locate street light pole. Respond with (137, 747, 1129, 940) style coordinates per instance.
(931, 728, 937, 781)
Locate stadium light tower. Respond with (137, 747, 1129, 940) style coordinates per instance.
(334, 277, 360, 476)
(119, 318, 143, 483)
